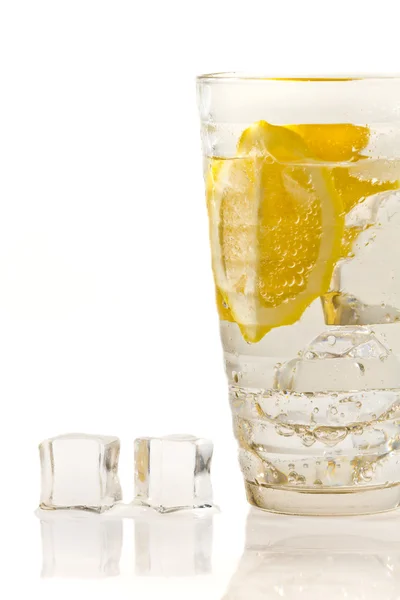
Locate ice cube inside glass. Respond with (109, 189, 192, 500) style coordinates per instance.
(39, 433, 122, 512)
(134, 435, 213, 512)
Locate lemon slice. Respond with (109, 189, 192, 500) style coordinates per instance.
(206, 121, 344, 342)
(287, 123, 370, 162)
(289, 124, 400, 260)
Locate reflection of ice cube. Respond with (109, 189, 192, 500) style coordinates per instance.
(40, 514, 122, 578)
(134, 435, 213, 513)
(135, 512, 213, 576)
(276, 328, 400, 393)
(39, 434, 122, 512)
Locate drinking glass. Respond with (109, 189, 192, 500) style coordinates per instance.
(197, 74, 400, 515)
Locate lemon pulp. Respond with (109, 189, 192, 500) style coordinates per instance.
(207, 122, 399, 343)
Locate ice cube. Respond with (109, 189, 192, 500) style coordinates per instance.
(324, 190, 400, 326)
(135, 512, 213, 576)
(40, 514, 123, 578)
(276, 328, 400, 393)
(134, 434, 213, 512)
(39, 434, 122, 512)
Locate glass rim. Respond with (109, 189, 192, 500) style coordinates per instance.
(196, 71, 400, 83)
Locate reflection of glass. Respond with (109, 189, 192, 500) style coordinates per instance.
(223, 509, 400, 600)
(40, 514, 123, 578)
(197, 74, 400, 515)
(135, 513, 213, 577)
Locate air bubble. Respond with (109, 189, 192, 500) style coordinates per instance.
(327, 335, 336, 346)
(314, 426, 348, 446)
(276, 424, 294, 437)
(356, 363, 365, 374)
(288, 471, 306, 485)
(313, 407, 319, 414)
(301, 433, 316, 447)
(360, 465, 373, 482)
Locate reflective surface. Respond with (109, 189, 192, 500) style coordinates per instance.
(34, 505, 400, 599)
(224, 509, 400, 599)
(40, 513, 123, 578)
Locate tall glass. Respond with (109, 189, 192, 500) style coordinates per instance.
(197, 74, 400, 515)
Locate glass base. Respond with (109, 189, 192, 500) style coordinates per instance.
(245, 482, 400, 516)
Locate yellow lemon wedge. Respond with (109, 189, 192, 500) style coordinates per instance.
(287, 123, 370, 162)
(206, 121, 344, 343)
(287, 124, 400, 258)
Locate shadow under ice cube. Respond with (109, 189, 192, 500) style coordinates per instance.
(39, 433, 122, 512)
(134, 434, 213, 512)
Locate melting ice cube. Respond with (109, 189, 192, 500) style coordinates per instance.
(134, 434, 214, 513)
(39, 434, 122, 512)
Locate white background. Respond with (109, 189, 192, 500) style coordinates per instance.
(2, 0, 400, 597)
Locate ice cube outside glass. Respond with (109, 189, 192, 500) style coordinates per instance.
(39, 433, 122, 512)
(134, 435, 213, 512)
(197, 73, 400, 515)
